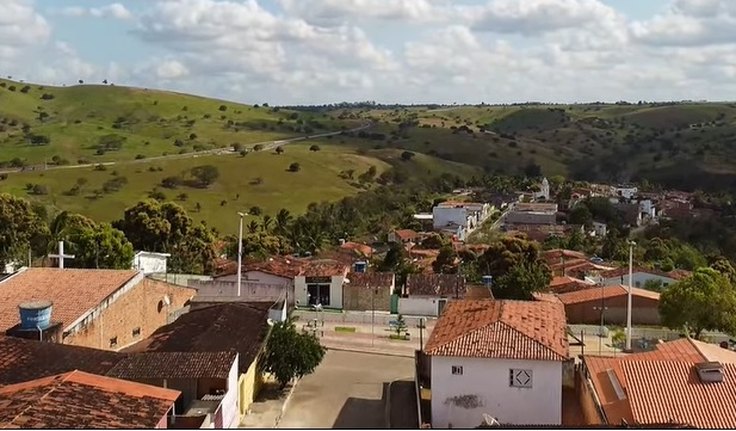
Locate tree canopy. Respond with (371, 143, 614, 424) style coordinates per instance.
(0, 193, 48, 266)
(659, 267, 736, 339)
(261, 319, 326, 388)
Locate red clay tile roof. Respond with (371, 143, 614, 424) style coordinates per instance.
(394, 229, 418, 241)
(425, 299, 569, 361)
(666, 269, 692, 281)
(598, 266, 676, 280)
(0, 268, 140, 332)
(0, 336, 123, 386)
(533, 292, 563, 304)
(543, 249, 589, 263)
(0, 370, 178, 428)
(242, 256, 307, 278)
(340, 242, 373, 257)
(548, 276, 595, 294)
(406, 273, 466, 297)
(301, 259, 350, 277)
(557, 285, 660, 305)
(125, 303, 270, 373)
(107, 352, 236, 380)
(346, 272, 394, 289)
(584, 338, 736, 428)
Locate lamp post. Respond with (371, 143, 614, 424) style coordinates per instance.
(236, 212, 246, 297)
(625, 240, 636, 352)
(371, 287, 376, 347)
(418, 317, 426, 351)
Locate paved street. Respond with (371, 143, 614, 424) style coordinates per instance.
(277, 350, 414, 428)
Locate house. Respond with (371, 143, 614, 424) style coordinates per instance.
(294, 259, 350, 309)
(424, 299, 569, 428)
(597, 267, 679, 288)
(432, 201, 492, 234)
(548, 275, 596, 294)
(556, 285, 661, 325)
(533, 177, 550, 201)
(592, 221, 607, 237)
(0, 370, 180, 429)
(388, 229, 419, 244)
(505, 202, 558, 226)
(107, 351, 240, 428)
(342, 272, 395, 312)
(614, 185, 639, 200)
(339, 241, 374, 259)
(216, 255, 305, 286)
(399, 274, 466, 316)
(580, 337, 736, 428)
(0, 268, 195, 350)
(125, 302, 271, 421)
(132, 251, 171, 275)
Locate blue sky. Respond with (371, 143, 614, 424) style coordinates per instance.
(3, 0, 735, 104)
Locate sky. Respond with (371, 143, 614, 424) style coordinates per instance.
(2, 0, 736, 105)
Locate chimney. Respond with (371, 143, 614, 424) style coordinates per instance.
(695, 361, 724, 383)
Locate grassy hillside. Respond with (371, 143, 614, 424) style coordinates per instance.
(335, 102, 736, 190)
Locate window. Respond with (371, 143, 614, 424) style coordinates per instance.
(109, 336, 118, 348)
(451, 366, 463, 375)
(509, 369, 533, 388)
(132, 327, 141, 337)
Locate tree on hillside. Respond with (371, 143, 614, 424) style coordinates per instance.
(253, 144, 264, 151)
(261, 319, 326, 389)
(401, 151, 415, 161)
(432, 244, 458, 274)
(0, 194, 49, 267)
(309, 145, 320, 152)
(492, 260, 551, 300)
(474, 236, 544, 279)
(69, 222, 135, 269)
(660, 267, 736, 339)
(711, 257, 736, 283)
(275, 146, 284, 154)
(568, 204, 593, 227)
(190, 165, 220, 188)
(288, 162, 301, 172)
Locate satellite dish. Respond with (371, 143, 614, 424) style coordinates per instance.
(482, 414, 499, 427)
(163, 295, 171, 306)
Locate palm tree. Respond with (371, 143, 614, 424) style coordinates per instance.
(275, 209, 292, 235)
(247, 220, 259, 234)
(261, 215, 273, 233)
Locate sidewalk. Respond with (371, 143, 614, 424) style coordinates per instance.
(240, 381, 297, 428)
(313, 322, 428, 357)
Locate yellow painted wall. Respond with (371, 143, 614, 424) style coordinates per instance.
(239, 355, 264, 417)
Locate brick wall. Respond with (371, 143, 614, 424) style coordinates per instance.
(65, 278, 196, 350)
(342, 285, 391, 311)
(564, 296, 660, 325)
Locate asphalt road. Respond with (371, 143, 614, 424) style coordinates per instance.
(277, 350, 414, 429)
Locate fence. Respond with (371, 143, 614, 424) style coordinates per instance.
(569, 324, 732, 344)
(292, 308, 434, 327)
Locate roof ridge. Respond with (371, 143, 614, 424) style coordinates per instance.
(6, 372, 69, 426)
(686, 337, 711, 362)
(494, 320, 566, 360)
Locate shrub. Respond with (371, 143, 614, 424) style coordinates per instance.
(148, 190, 166, 201)
(26, 184, 48, 195)
(239, 150, 248, 157)
(161, 176, 182, 189)
(102, 176, 128, 193)
(249, 206, 262, 216)
(94, 164, 107, 171)
(28, 134, 50, 146)
(135, 154, 146, 160)
(288, 162, 301, 172)
(400, 151, 415, 161)
(219, 105, 227, 111)
(275, 146, 284, 154)
(309, 145, 321, 152)
(189, 133, 197, 140)
(253, 144, 264, 151)
(0, 174, 7, 181)
(40, 93, 54, 100)
(8, 85, 16, 92)
(190, 165, 220, 187)
(20, 86, 30, 93)
(177, 193, 188, 202)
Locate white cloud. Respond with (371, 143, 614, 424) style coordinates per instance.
(0, 0, 51, 60)
(61, 3, 133, 20)
(155, 60, 190, 79)
(276, 0, 454, 25)
(631, 0, 736, 46)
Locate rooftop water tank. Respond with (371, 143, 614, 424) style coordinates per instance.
(18, 301, 53, 330)
(354, 261, 367, 273)
(482, 275, 493, 287)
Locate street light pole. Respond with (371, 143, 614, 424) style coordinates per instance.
(236, 212, 246, 297)
(371, 287, 375, 347)
(625, 240, 635, 352)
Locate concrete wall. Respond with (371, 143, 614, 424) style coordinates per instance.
(577, 368, 604, 426)
(399, 296, 441, 317)
(132, 254, 168, 275)
(431, 356, 562, 428)
(65, 278, 196, 351)
(294, 275, 344, 309)
(291, 309, 432, 327)
(222, 357, 240, 428)
(433, 207, 469, 229)
(343, 280, 394, 312)
(191, 279, 292, 306)
(601, 272, 675, 288)
(217, 271, 292, 286)
(149, 273, 213, 287)
(564, 296, 660, 325)
(239, 355, 263, 417)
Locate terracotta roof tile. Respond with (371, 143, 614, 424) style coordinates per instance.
(107, 352, 236, 380)
(125, 303, 270, 373)
(406, 273, 466, 297)
(584, 338, 736, 428)
(340, 242, 373, 257)
(242, 256, 307, 278)
(0, 370, 178, 428)
(557, 285, 660, 305)
(0, 268, 140, 332)
(548, 276, 595, 294)
(0, 336, 123, 386)
(301, 259, 350, 277)
(425, 299, 569, 361)
(543, 249, 589, 263)
(394, 229, 418, 241)
(346, 272, 394, 289)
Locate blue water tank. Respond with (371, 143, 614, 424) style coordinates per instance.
(354, 261, 367, 273)
(18, 301, 53, 330)
(482, 275, 493, 287)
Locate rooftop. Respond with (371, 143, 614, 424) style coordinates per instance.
(556, 285, 660, 305)
(339, 241, 374, 257)
(241, 256, 307, 279)
(346, 272, 394, 289)
(301, 259, 350, 277)
(424, 299, 569, 361)
(125, 302, 270, 373)
(548, 275, 595, 294)
(584, 338, 736, 428)
(393, 229, 418, 241)
(0, 268, 140, 332)
(0, 370, 179, 429)
(107, 351, 237, 380)
(0, 336, 123, 386)
(598, 266, 679, 280)
(405, 273, 466, 297)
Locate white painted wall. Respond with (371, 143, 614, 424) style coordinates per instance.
(398, 297, 439, 317)
(294, 275, 345, 309)
(431, 356, 562, 428)
(615, 187, 638, 200)
(216, 270, 292, 286)
(223, 355, 240, 428)
(131, 253, 169, 275)
(601, 272, 675, 288)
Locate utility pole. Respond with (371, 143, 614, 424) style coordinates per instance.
(236, 212, 246, 297)
(371, 287, 375, 347)
(625, 240, 635, 352)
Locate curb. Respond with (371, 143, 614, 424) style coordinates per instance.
(385, 380, 394, 429)
(273, 377, 300, 428)
(323, 345, 414, 359)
